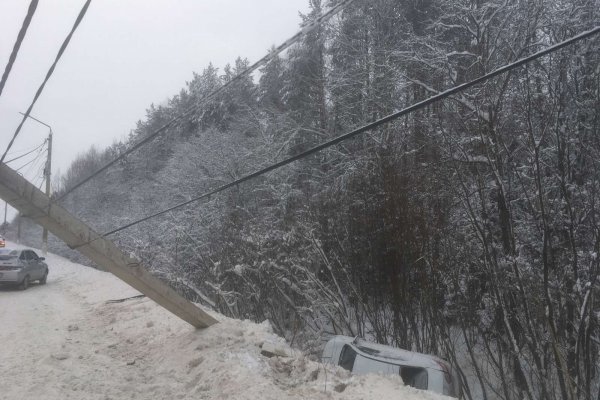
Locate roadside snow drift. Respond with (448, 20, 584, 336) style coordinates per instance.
(0, 243, 449, 400)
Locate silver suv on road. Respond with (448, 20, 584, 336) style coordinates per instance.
(0, 248, 48, 290)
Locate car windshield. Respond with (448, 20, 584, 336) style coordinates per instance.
(0, 249, 18, 260)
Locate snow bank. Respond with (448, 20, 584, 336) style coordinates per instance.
(0, 243, 449, 399)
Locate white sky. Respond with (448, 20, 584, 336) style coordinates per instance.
(0, 0, 310, 221)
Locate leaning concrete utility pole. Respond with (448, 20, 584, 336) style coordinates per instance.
(0, 162, 218, 329)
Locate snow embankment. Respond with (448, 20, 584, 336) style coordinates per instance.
(0, 243, 449, 400)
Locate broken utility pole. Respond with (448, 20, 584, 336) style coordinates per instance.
(0, 162, 218, 329)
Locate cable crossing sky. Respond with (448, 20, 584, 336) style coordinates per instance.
(0, 0, 39, 97)
(15, 148, 46, 174)
(91, 26, 600, 239)
(57, 0, 357, 201)
(0, 0, 92, 164)
(3, 139, 47, 165)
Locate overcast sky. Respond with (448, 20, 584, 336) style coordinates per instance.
(0, 0, 310, 221)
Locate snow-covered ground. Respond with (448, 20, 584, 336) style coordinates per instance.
(0, 242, 449, 400)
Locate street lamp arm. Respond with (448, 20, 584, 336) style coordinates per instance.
(19, 112, 52, 130)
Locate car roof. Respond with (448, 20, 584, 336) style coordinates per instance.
(328, 336, 444, 370)
(0, 248, 19, 254)
(0, 248, 35, 254)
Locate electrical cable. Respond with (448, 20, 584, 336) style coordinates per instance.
(34, 167, 47, 190)
(4, 141, 46, 158)
(89, 26, 599, 240)
(4, 139, 47, 164)
(12, 141, 46, 170)
(23, 150, 47, 179)
(0, 0, 92, 164)
(14, 158, 38, 173)
(32, 157, 47, 183)
(15, 148, 46, 174)
(56, 0, 356, 201)
(0, 0, 39, 97)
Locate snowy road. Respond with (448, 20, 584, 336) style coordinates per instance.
(0, 243, 447, 400)
(0, 271, 80, 397)
(0, 248, 155, 400)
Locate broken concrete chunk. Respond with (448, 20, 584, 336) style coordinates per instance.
(260, 342, 290, 358)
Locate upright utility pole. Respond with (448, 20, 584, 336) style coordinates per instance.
(19, 112, 52, 254)
(17, 214, 21, 244)
(42, 130, 52, 254)
(3, 201, 7, 235)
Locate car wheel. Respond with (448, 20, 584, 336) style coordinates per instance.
(19, 275, 30, 290)
(40, 270, 48, 285)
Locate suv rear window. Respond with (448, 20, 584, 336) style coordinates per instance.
(338, 344, 357, 371)
(400, 366, 428, 390)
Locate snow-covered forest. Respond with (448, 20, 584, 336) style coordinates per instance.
(10, 0, 600, 399)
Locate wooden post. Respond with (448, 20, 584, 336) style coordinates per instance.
(0, 162, 218, 329)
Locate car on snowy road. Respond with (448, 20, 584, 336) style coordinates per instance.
(0, 248, 48, 290)
(322, 336, 461, 397)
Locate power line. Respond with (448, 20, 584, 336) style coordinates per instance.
(14, 157, 39, 173)
(37, 175, 46, 191)
(56, 0, 356, 201)
(0, 0, 39, 97)
(33, 154, 48, 180)
(13, 142, 46, 170)
(0, 0, 92, 164)
(4, 141, 46, 157)
(91, 26, 599, 239)
(15, 148, 46, 174)
(4, 139, 47, 164)
(22, 150, 47, 178)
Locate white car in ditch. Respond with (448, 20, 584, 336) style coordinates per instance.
(322, 336, 461, 397)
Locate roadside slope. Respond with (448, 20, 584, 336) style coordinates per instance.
(0, 243, 448, 400)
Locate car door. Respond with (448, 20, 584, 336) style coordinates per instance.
(23, 251, 37, 280)
(28, 251, 43, 279)
(19, 251, 32, 277)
